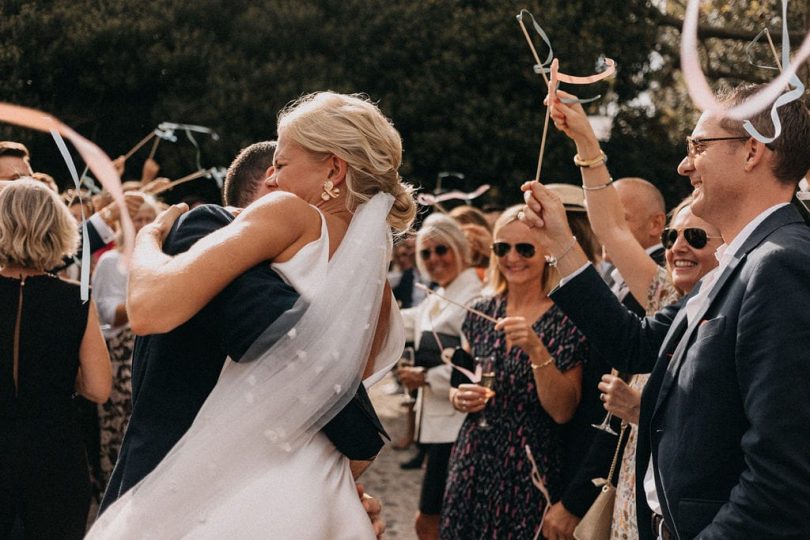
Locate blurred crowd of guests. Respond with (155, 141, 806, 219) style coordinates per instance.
(2, 79, 810, 540)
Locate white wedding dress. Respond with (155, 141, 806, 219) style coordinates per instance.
(87, 194, 402, 539)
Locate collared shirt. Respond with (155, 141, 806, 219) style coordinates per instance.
(88, 212, 117, 244)
(644, 202, 789, 515)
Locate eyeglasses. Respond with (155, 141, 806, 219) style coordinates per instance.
(491, 242, 536, 258)
(686, 136, 749, 157)
(419, 244, 450, 260)
(661, 227, 722, 250)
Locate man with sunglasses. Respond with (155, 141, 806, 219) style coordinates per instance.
(523, 84, 810, 539)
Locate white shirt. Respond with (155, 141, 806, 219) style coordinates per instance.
(401, 268, 482, 443)
(92, 250, 128, 339)
(88, 212, 117, 244)
(644, 203, 788, 515)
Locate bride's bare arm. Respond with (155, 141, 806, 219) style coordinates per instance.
(128, 192, 318, 334)
(550, 90, 658, 305)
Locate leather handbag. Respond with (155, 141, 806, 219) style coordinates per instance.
(573, 424, 628, 540)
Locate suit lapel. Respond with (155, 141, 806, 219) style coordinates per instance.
(651, 204, 802, 418)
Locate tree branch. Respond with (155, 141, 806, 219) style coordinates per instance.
(656, 12, 806, 43)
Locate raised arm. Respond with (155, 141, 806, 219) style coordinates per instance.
(127, 192, 319, 334)
(549, 90, 658, 306)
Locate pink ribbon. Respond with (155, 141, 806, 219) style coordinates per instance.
(681, 0, 810, 122)
(416, 184, 491, 207)
(0, 103, 132, 298)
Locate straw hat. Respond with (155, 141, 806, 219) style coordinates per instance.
(545, 183, 586, 212)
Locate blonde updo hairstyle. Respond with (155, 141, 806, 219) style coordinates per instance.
(415, 213, 471, 282)
(277, 92, 416, 233)
(0, 178, 79, 270)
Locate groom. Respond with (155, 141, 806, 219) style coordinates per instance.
(101, 141, 388, 521)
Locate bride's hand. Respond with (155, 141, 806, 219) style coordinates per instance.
(356, 484, 385, 539)
(140, 202, 189, 244)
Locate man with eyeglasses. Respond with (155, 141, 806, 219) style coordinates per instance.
(522, 84, 810, 539)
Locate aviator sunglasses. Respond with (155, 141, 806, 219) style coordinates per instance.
(491, 242, 536, 258)
(661, 227, 721, 250)
(420, 244, 450, 260)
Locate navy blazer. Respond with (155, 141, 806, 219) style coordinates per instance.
(552, 204, 810, 539)
(101, 205, 387, 512)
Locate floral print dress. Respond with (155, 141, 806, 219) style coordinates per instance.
(440, 295, 588, 539)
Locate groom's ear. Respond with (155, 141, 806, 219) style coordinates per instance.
(326, 155, 348, 186)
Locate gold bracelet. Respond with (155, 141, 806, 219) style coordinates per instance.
(573, 150, 607, 168)
(531, 357, 554, 371)
(582, 177, 614, 191)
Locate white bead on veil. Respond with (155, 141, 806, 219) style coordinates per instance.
(87, 193, 403, 539)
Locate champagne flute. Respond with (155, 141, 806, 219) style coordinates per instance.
(476, 355, 496, 430)
(398, 347, 416, 405)
(591, 369, 632, 435)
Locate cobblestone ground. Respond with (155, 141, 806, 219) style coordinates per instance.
(363, 373, 424, 540)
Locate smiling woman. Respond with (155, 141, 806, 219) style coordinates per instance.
(441, 205, 588, 539)
(400, 213, 481, 539)
(663, 197, 722, 295)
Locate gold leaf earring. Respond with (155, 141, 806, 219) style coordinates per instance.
(321, 180, 340, 201)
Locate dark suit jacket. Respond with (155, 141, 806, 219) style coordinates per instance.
(558, 286, 643, 517)
(552, 205, 810, 539)
(100, 205, 387, 512)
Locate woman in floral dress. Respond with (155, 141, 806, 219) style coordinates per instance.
(440, 205, 588, 539)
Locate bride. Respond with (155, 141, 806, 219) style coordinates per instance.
(86, 92, 416, 538)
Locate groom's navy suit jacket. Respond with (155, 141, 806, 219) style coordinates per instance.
(552, 204, 810, 539)
(101, 205, 387, 512)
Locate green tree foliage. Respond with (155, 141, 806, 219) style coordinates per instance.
(2, 0, 673, 205)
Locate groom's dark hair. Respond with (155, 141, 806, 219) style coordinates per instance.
(223, 140, 277, 207)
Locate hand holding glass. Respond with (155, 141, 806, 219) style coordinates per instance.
(397, 347, 417, 404)
(475, 355, 496, 430)
(592, 369, 632, 435)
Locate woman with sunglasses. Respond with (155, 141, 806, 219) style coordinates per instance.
(440, 205, 588, 539)
(398, 213, 482, 540)
(544, 90, 721, 539)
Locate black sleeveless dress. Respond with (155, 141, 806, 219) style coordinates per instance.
(0, 274, 91, 539)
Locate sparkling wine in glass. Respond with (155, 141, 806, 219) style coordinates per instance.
(476, 355, 496, 430)
(591, 369, 632, 436)
(398, 347, 416, 405)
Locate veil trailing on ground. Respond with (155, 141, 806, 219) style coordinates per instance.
(88, 193, 402, 538)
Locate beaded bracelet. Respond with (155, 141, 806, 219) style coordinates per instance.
(544, 236, 577, 267)
(531, 357, 554, 371)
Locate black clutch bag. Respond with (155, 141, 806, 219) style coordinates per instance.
(415, 331, 461, 369)
(449, 348, 475, 387)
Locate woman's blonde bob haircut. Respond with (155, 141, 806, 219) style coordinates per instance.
(415, 213, 471, 282)
(486, 205, 558, 296)
(0, 178, 79, 270)
(277, 91, 416, 233)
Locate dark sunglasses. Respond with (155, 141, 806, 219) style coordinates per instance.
(661, 227, 721, 250)
(420, 244, 450, 260)
(491, 242, 536, 258)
